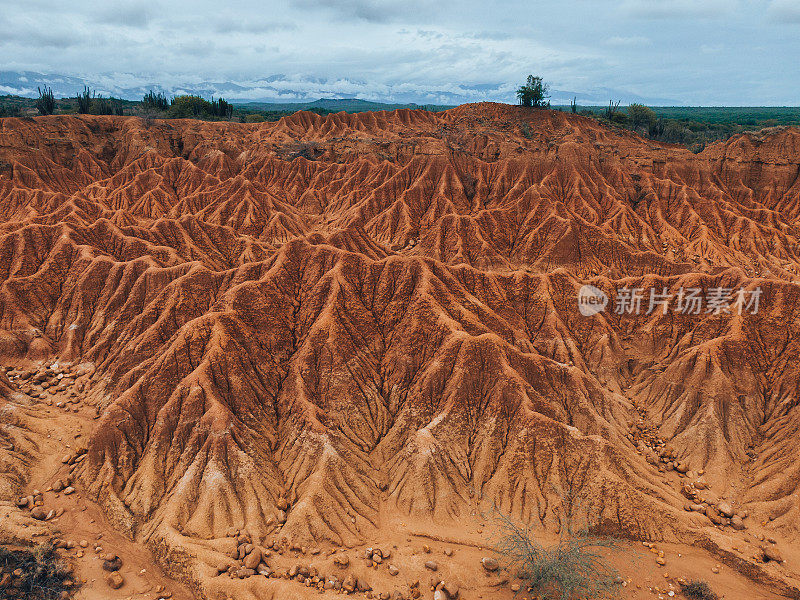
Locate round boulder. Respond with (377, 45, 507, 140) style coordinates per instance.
(481, 557, 499, 572)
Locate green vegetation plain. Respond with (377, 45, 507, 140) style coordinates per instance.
(2, 91, 797, 150)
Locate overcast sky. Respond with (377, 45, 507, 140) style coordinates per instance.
(1, 0, 799, 105)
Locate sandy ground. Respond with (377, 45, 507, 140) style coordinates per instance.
(4, 390, 794, 600)
(3, 386, 195, 600)
(1, 366, 797, 600)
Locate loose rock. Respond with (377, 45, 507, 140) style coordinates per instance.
(102, 555, 123, 572)
(481, 557, 499, 572)
(342, 574, 357, 592)
(761, 546, 783, 563)
(30, 507, 48, 520)
(440, 580, 459, 599)
(105, 571, 124, 589)
(717, 501, 734, 518)
(243, 547, 262, 570)
(334, 554, 350, 568)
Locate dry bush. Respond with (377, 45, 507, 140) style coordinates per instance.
(680, 580, 719, 600)
(0, 542, 76, 599)
(494, 512, 619, 600)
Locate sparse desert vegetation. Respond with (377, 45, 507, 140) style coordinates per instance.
(3, 79, 798, 153)
(0, 90, 452, 124)
(680, 580, 720, 600)
(493, 512, 618, 600)
(35, 86, 55, 116)
(0, 543, 76, 600)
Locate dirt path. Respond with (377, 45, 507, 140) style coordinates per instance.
(1, 362, 195, 600)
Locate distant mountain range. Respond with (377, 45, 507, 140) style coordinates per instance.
(0, 70, 683, 107)
(239, 98, 452, 112)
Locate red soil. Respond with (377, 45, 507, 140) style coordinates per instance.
(1, 104, 799, 599)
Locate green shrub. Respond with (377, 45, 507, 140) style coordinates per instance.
(75, 87, 123, 116)
(516, 75, 550, 108)
(628, 103, 657, 130)
(168, 95, 211, 118)
(210, 97, 233, 118)
(680, 580, 719, 600)
(36, 86, 55, 115)
(604, 99, 621, 121)
(92, 96, 116, 115)
(494, 512, 619, 600)
(0, 105, 21, 117)
(610, 111, 629, 125)
(168, 95, 232, 119)
(142, 90, 170, 111)
(648, 119, 665, 138)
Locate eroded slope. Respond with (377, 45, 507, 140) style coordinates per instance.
(1, 105, 799, 595)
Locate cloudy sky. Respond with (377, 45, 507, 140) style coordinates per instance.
(1, 0, 799, 105)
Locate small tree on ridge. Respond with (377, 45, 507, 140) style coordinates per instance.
(628, 103, 657, 130)
(517, 75, 550, 108)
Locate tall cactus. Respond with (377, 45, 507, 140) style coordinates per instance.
(77, 86, 94, 114)
(36, 86, 56, 115)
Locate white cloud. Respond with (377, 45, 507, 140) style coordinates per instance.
(768, 0, 800, 22)
(700, 43, 724, 53)
(292, 0, 434, 23)
(0, 84, 36, 95)
(621, 0, 737, 19)
(605, 35, 651, 46)
(0, 0, 796, 105)
(94, 3, 154, 27)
